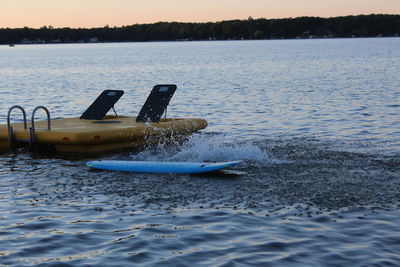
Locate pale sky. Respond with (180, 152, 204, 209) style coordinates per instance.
(1, 0, 400, 28)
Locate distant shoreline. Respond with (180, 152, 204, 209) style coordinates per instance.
(3, 36, 400, 47)
(1, 14, 399, 45)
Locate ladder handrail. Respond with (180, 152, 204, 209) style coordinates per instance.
(30, 106, 51, 147)
(31, 106, 51, 131)
(7, 105, 28, 149)
(7, 105, 27, 129)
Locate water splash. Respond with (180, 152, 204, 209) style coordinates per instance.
(131, 134, 275, 165)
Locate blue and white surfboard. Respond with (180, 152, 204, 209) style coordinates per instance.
(86, 160, 243, 174)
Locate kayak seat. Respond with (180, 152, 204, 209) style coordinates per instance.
(80, 90, 124, 120)
(136, 84, 177, 123)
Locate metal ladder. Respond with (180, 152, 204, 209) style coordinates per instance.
(7, 105, 27, 150)
(29, 106, 51, 150)
(7, 105, 51, 151)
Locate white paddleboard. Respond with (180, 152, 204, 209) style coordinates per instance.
(86, 160, 243, 174)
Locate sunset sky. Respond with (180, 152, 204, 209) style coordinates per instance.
(1, 0, 400, 28)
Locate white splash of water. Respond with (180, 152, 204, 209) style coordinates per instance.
(132, 134, 280, 165)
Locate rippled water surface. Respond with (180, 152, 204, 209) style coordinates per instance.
(0, 39, 400, 266)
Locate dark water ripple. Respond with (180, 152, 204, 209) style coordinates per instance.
(1, 136, 400, 266)
(2, 202, 400, 266)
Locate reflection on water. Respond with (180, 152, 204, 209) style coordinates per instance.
(0, 38, 400, 266)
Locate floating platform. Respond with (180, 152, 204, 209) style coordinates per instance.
(0, 116, 207, 153)
(0, 84, 207, 154)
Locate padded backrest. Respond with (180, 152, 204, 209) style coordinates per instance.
(136, 84, 177, 123)
(80, 90, 124, 120)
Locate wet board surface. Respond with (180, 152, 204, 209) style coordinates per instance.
(86, 160, 243, 174)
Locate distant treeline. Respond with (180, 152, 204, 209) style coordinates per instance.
(1, 14, 400, 44)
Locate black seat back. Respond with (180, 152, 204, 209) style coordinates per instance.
(136, 84, 177, 123)
(80, 90, 124, 120)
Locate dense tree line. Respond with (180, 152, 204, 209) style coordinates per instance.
(1, 14, 399, 44)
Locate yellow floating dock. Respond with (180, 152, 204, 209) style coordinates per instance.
(1, 85, 208, 154)
(0, 116, 207, 153)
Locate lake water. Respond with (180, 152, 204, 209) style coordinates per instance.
(0, 38, 399, 266)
